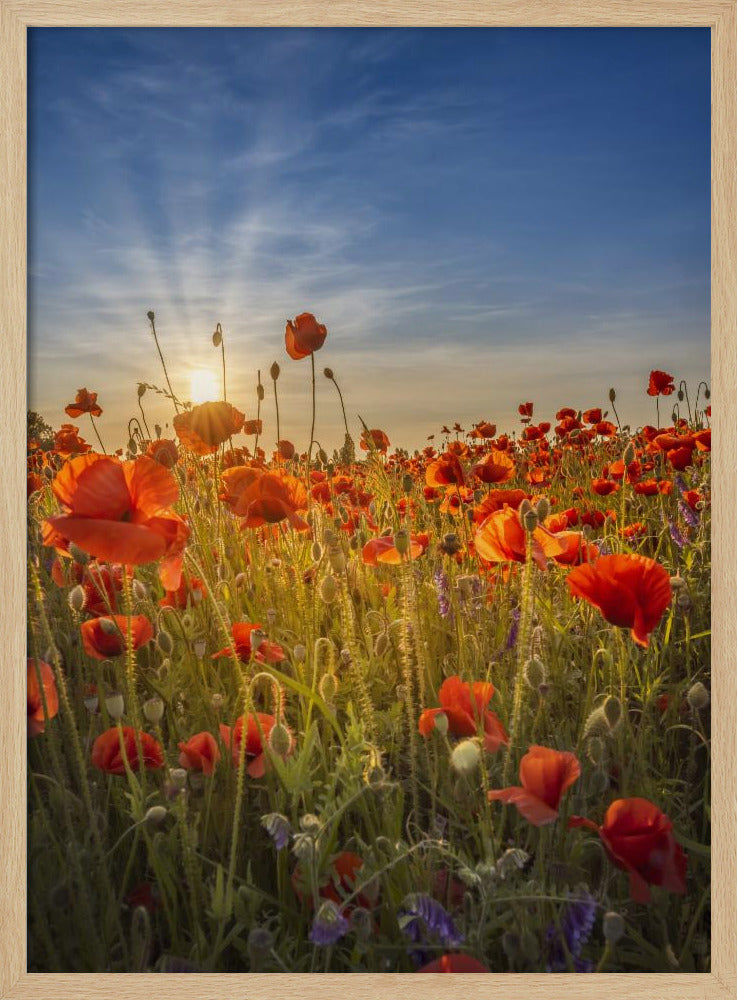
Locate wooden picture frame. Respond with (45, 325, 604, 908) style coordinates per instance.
(2, 3, 734, 997)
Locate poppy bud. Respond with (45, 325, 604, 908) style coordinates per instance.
(268, 723, 293, 757)
(247, 927, 274, 966)
(365, 763, 386, 787)
(677, 390, 684, 402)
(68, 585, 86, 613)
(323, 367, 334, 380)
(323, 528, 337, 546)
(211, 693, 224, 710)
(603, 695, 622, 730)
(193, 638, 206, 658)
(623, 442, 636, 465)
(138, 383, 147, 398)
(235, 572, 247, 588)
(676, 590, 692, 611)
(169, 768, 188, 790)
(319, 673, 338, 703)
(374, 633, 389, 657)
(704, 387, 710, 399)
(402, 474, 414, 494)
(433, 711, 449, 737)
(318, 449, 329, 465)
(143, 696, 164, 724)
(686, 681, 709, 711)
(144, 805, 168, 826)
(518, 498, 533, 520)
(441, 532, 461, 555)
(587, 737, 607, 767)
(157, 631, 173, 655)
(250, 628, 266, 652)
(69, 543, 90, 565)
(319, 575, 338, 604)
(609, 387, 616, 403)
(105, 691, 125, 720)
(583, 706, 610, 740)
(299, 812, 321, 834)
(128, 438, 138, 455)
(524, 657, 546, 689)
(523, 509, 539, 533)
(256, 383, 265, 401)
(212, 326, 222, 347)
(450, 739, 480, 775)
(328, 544, 346, 573)
(147, 310, 155, 321)
(603, 911, 625, 945)
(270, 362, 280, 381)
(84, 691, 99, 714)
(349, 906, 372, 941)
(339, 648, 352, 666)
(132, 579, 148, 601)
(99, 617, 118, 636)
(293, 643, 306, 663)
(535, 497, 550, 522)
(311, 541, 323, 562)
(394, 529, 410, 556)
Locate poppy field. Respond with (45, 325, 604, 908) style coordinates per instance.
(26, 313, 711, 974)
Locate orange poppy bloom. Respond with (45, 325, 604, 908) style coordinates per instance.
(173, 401, 245, 455)
(285, 312, 328, 360)
(219, 466, 308, 530)
(474, 507, 566, 571)
(91, 727, 164, 775)
(472, 421, 497, 439)
(65, 388, 103, 418)
(647, 370, 675, 396)
(361, 533, 426, 566)
(178, 732, 220, 775)
(277, 439, 296, 460)
(417, 955, 491, 973)
(54, 424, 91, 457)
(488, 745, 581, 826)
(566, 553, 672, 646)
(569, 797, 686, 903)
(27, 659, 59, 737)
(219, 712, 290, 777)
(472, 450, 515, 485)
(472, 489, 530, 523)
(80, 614, 154, 660)
(518, 402, 534, 418)
(43, 454, 189, 588)
(425, 451, 466, 488)
(418, 675, 508, 753)
(159, 574, 207, 609)
(591, 478, 619, 496)
(594, 421, 617, 437)
(145, 438, 179, 469)
(243, 419, 263, 436)
(212, 622, 286, 664)
(360, 428, 390, 454)
(583, 408, 602, 424)
(550, 530, 599, 567)
(27, 473, 45, 497)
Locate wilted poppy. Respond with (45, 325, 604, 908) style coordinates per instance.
(173, 401, 245, 455)
(178, 732, 220, 775)
(569, 797, 687, 903)
(285, 312, 328, 360)
(91, 726, 164, 775)
(27, 659, 59, 737)
(647, 370, 675, 396)
(567, 554, 672, 647)
(43, 454, 189, 589)
(65, 388, 103, 418)
(212, 622, 286, 664)
(418, 675, 508, 753)
(488, 745, 580, 826)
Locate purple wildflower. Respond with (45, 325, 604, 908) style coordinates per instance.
(668, 519, 686, 550)
(261, 812, 291, 851)
(398, 892, 464, 948)
(433, 567, 451, 618)
(546, 890, 597, 972)
(309, 900, 349, 946)
(679, 500, 699, 529)
(505, 608, 521, 651)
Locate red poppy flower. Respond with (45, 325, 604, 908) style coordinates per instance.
(488, 745, 580, 826)
(549, 530, 599, 567)
(594, 421, 617, 437)
(178, 732, 220, 775)
(65, 388, 103, 418)
(472, 450, 515, 485)
(219, 466, 309, 531)
(418, 675, 508, 753)
(276, 439, 296, 460)
(417, 954, 491, 973)
(567, 554, 672, 647)
(54, 424, 91, 457)
(27, 472, 45, 497)
(472, 489, 530, 523)
(159, 575, 207, 609)
(474, 507, 566, 571)
(569, 797, 687, 903)
(285, 312, 328, 360)
(362, 533, 426, 566)
(647, 370, 675, 396)
(518, 402, 534, 418)
(426, 452, 466, 488)
(145, 438, 179, 469)
(173, 401, 245, 455)
(43, 454, 189, 588)
(360, 428, 390, 454)
(212, 622, 286, 664)
(583, 408, 602, 424)
(472, 421, 497, 439)
(80, 614, 154, 660)
(591, 478, 619, 496)
(91, 726, 164, 775)
(220, 712, 290, 777)
(243, 419, 263, 436)
(27, 659, 59, 737)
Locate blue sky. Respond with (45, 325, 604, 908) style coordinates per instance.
(28, 28, 710, 452)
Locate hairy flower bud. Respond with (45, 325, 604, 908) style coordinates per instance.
(68, 585, 86, 613)
(105, 691, 125, 721)
(270, 361, 280, 381)
(319, 673, 338, 704)
(686, 681, 709, 711)
(319, 575, 338, 604)
(524, 657, 546, 689)
(143, 696, 164, 724)
(268, 723, 293, 757)
(157, 630, 174, 655)
(603, 911, 625, 945)
(450, 739, 481, 774)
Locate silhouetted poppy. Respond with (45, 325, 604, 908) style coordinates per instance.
(518, 402, 534, 418)
(647, 370, 675, 396)
(243, 419, 263, 435)
(488, 745, 580, 826)
(91, 726, 164, 774)
(567, 554, 672, 647)
(569, 797, 686, 903)
(81, 614, 154, 660)
(285, 312, 328, 360)
(178, 732, 220, 775)
(27, 659, 59, 737)
(65, 388, 103, 418)
(173, 401, 245, 454)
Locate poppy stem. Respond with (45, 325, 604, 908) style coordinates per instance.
(273, 374, 281, 445)
(255, 371, 262, 454)
(307, 351, 317, 478)
(89, 413, 107, 455)
(217, 323, 227, 403)
(148, 313, 180, 414)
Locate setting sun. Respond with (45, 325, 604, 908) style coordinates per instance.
(189, 368, 219, 404)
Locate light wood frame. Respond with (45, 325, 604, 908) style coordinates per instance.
(2, 3, 733, 997)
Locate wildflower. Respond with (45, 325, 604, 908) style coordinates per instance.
(285, 312, 328, 360)
(668, 519, 687, 550)
(145, 438, 178, 469)
(426, 452, 466, 488)
(362, 533, 427, 565)
(360, 428, 390, 453)
(212, 622, 285, 664)
(545, 890, 597, 972)
(219, 712, 291, 777)
(91, 727, 164, 775)
(159, 575, 207, 609)
(472, 450, 515, 484)
(173, 401, 245, 455)
(417, 954, 491, 973)
(309, 900, 349, 945)
(398, 893, 464, 948)
(43, 454, 189, 589)
(418, 675, 508, 753)
(566, 554, 672, 647)
(219, 466, 309, 531)
(569, 798, 687, 903)
(679, 500, 700, 529)
(433, 567, 451, 618)
(647, 370, 676, 396)
(64, 388, 103, 418)
(261, 812, 292, 850)
(488, 745, 581, 826)
(178, 732, 220, 775)
(80, 615, 154, 660)
(27, 659, 59, 737)
(474, 507, 566, 571)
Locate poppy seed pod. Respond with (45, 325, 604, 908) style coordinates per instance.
(157, 631, 174, 655)
(193, 638, 207, 658)
(68, 585, 86, 613)
(433, 711, 449, 737)
(323, 366, 334, 380)
(293, 643, 306, 663)
(143, 696, 164, 724)
(249, 628, 266, 652)
(169, 768, 188, 790)
(319, 673, 339, 703)
(147, 310, 155, 321)
(211, 692, 224, 710)
(270, 362, 280, 381)
(105, 691, 125, 720)
(450, 739, 481, 775)
(686, 681, 709, 711)
(523, 509, 539, 533)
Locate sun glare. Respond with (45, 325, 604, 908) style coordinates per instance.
(190, 369, 220, 404)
